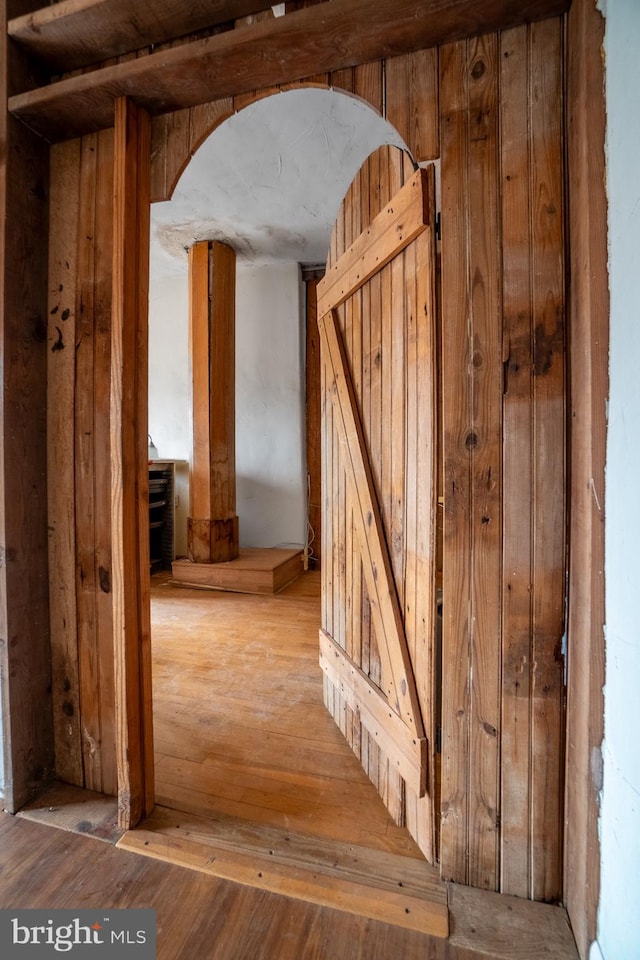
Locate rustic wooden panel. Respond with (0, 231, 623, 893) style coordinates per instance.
(565, 1, 607, 953)
(47, 138, 83, 787)
(439, 36, 474, 886)
(499, 24, 534, 898)
(8, 0, 273, 71)
(466, 31, 502, 893)
(111, 97, 154, 828)
(318, 168, 430, 317)
(73, 128, 117, 795)
(385, 49, 439, 162)
(8, 0, 571, 141)
(74, 131, 100, 791)
(528, 17, 565, 904)
(0, 0, 53, 812)
(322, 145, 437, 858)
(94, 127, 117, 797)
(440, 22, 565, 899)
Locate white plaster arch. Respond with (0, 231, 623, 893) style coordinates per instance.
(148, 87, 409, 550)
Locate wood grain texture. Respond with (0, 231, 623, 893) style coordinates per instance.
(0, 811, 567, 960)
(75, 128, 117, 794)
(499, 23, 534, 898)
(564, 0, 607, 954)
(0, 0, 53, 811)
(111, 97, 154, 828)
(188, 240, 238, 563)
(439, 36, 474, 886)
(385, 48, 439, 162)
(528, 17, 565, 903)
(188, 241, 212, 520)
(9, 0, 273, 71)
(439, 22, 566, 898)
(8, 0, 571, 141)
(317, 168, 430, 317)
(322, 146, 437, 858)
(48, 138, 83, 787)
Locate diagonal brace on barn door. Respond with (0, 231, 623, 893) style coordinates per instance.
(318, 310, 426, 766)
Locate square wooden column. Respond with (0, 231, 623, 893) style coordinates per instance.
(188, 240, 239, 563)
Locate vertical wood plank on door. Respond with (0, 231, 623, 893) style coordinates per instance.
(529, 16, 565, 904)
(94, 127, 117, 796)
(75, 132, 101, 792)
(499, 24, 534, 899)
(411, 168, 438, 862)
(439, 38, 473, 886)
(466, 31, 502, 893)
(48, 138, 83, 787)
(112, 97, 154, 829)
(385, 49, 439, 163)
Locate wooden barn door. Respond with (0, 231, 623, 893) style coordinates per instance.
(317, 146, 438, 862)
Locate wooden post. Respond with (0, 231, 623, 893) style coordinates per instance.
(111, 96, 154, 829)
(188, 240, 239, 564)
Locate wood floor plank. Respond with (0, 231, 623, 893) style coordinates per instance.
(0, 813, 454, 960)
(151, 571, 421, 856)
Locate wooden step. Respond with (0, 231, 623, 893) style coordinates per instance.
(118, 804, 449, 938)
(172, 547, 303, 595)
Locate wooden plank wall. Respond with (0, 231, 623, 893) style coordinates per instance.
(48, 129, 117, 796)
(0, 0, 53, 813)
(439, 20, 565, 899)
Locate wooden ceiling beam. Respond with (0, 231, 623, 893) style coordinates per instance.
(8, 0, 277, 71)
(9, 0, 570, 143)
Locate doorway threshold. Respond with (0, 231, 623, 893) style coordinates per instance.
(117, 802, 449, 938)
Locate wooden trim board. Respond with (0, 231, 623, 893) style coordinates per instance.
(9, 0, 570, 141)
(319, 629, 428, 796)
(172, 547, 304, 595)
(9, 0, 273, 71)
(118, 804, 449, 938)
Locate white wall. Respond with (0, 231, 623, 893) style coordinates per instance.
(596, 1, 640, 957)
(236, 261, 306, 548)
(148, 260, 307, 550)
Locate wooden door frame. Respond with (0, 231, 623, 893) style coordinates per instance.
(111, 96, 155, 829)
(108, 16, 609, 950)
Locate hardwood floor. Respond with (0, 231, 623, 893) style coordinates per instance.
(0, 813, 578, 960)
(4, 573, 578, 958)
(150, 570, 418, 856)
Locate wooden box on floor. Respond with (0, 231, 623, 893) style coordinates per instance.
(171, 547, 304, 595)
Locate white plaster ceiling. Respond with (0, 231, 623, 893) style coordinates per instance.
(149, 87, 407, 279)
